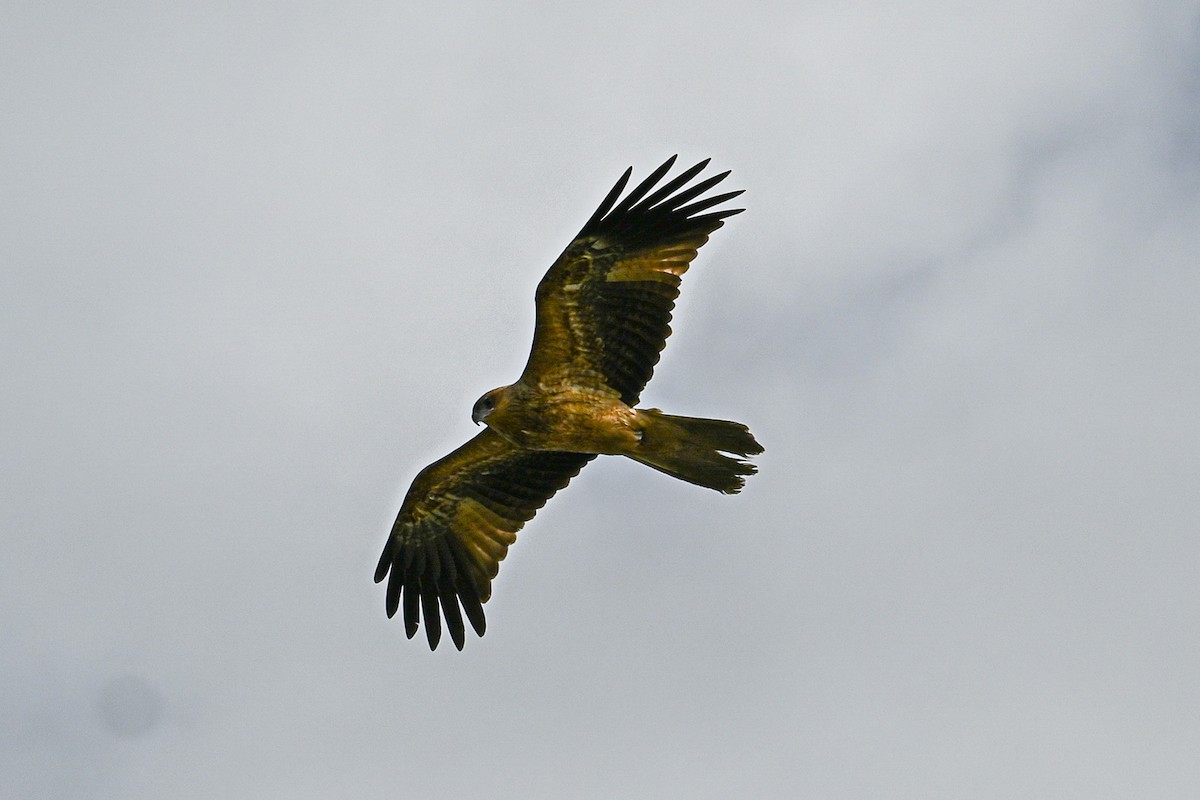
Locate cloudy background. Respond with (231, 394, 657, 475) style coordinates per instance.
(4, 2, 1200, 797)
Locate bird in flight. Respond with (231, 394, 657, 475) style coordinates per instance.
(375, 156, 763, 650)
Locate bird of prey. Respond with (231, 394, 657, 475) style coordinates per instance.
(375, 156, 763, 650)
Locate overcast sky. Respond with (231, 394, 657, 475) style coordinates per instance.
(4, 2, 1200, 798)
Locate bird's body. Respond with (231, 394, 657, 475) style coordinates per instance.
(376, 156, 763, 649)
(472, 380, 639, 454)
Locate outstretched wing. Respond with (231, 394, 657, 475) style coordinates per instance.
(375, 428, 593, 650)
(521, 156, 744, 406)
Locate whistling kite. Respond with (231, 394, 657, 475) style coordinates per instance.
(376, 156, 763, 649)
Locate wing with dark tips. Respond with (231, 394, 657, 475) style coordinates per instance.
(375, 428, 593, 650)
(522, 157, 744, 406)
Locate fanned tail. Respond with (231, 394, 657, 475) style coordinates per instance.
(628, 409, 763, 494)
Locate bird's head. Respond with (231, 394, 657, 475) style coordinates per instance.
(471, 387, 508, 426)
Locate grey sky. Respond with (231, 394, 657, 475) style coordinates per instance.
(3, 2, 1199, 798)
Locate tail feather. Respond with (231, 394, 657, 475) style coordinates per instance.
(628, 409, 763, 494)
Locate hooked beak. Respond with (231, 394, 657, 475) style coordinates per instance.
(471, 410, 483, 426)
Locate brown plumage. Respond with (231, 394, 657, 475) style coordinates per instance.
(375, 156, 763, 650)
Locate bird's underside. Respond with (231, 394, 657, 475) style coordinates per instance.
(375, 156, 762, 650)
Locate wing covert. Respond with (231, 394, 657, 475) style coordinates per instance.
(375, 428, 593, 650)
(522, 156, 744, 405)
